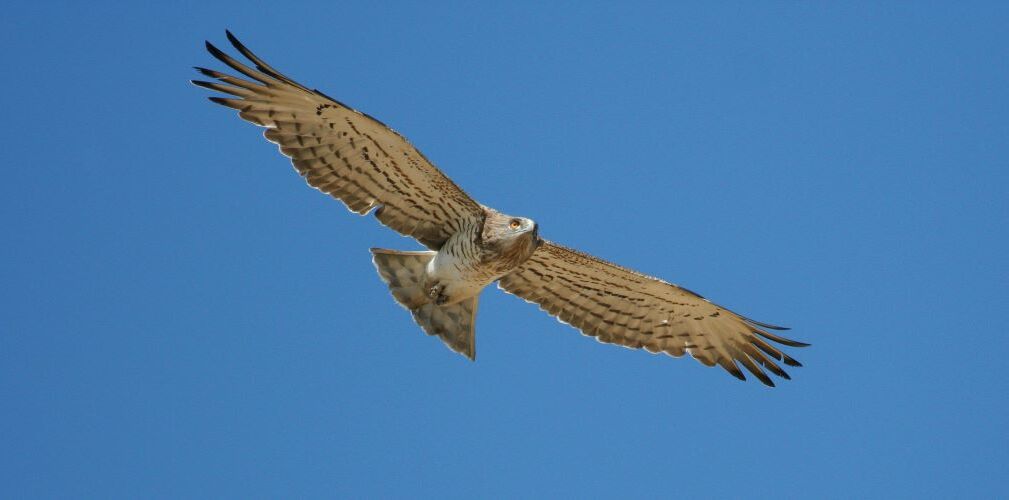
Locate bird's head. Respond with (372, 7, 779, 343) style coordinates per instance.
(481, 210, 541, 267)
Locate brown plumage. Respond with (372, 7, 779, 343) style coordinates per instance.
(194, 31, 809, 386)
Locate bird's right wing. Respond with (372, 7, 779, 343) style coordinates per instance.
(193, 32, 484, 249)
(498, 241, 809, 386)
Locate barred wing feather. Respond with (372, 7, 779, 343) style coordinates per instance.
(193, 31, 483, 249)
(498, 242, 809, 386)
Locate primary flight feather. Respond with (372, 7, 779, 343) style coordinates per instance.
(193, 31, 809, 386)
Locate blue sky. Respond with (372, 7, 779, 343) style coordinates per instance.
(3, 1, 1008, 497)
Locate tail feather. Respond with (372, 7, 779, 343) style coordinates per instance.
(371, 248, 479, 360)
(411, 299, 479, 360)
(371, 248, 434, 310)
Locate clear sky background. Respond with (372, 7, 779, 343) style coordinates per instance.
(3, 1, 1008, 498)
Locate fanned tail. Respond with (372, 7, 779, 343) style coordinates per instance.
(371, 248, 479, 360)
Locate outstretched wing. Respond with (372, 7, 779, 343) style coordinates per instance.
(498, 241, 809, 386)
(193, 31, 484, 249)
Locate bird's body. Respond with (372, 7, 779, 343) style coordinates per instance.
(423, 209, 539, 306)
(425, 224, 489, 306)
(194, 31, 810, 386)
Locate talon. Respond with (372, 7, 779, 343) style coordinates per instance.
(426, 282, 450, 305)
(427, 282, 446, 303)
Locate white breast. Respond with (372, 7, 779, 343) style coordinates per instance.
(427, 242, 492, 304)
(427, 249, 466, 283)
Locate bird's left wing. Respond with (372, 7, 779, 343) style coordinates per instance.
(498, 241, 809, 386)
(193, 32, 484, 249)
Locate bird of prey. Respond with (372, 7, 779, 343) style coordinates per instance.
(193, 31, 809, 386)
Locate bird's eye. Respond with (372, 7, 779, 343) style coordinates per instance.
(509, 219, 522, 230)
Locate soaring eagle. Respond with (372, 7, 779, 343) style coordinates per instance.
(193, 31, 809, 386)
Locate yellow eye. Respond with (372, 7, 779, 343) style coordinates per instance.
(509, 219, 522, 230)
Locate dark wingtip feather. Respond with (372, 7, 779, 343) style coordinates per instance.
(751, 337, 784, 361)
(194, 66, 221, 78)
(745, 317, 790, 331)
(775, 336, 811, 348)
(782, 354, 803, 367)
(749, 366, 775, 387)
(753, 328, 811, 348)
(761, 359, 792, 379)
(762, 363, 790, 380)
(731, 348, 776, 387)
(719, 359, 747, 382)
(222, 29, 297, 86)
(205, 40, 227, 61)
(207, 96, 241, 109)
(225, 30, 267, 73)
(225, 29, 242, 49)
(738, 342, 791, 381)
